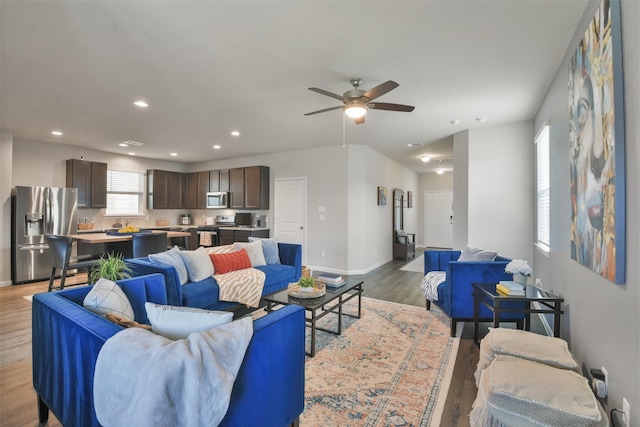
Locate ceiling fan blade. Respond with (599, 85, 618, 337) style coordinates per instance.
(362, 80, 399, 101)
(368, 102, 415, 112)
(304, 105, 344, 116)
(308, 87, 346, 101)
(354, 115, 365, 125)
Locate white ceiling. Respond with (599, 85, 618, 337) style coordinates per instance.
(1, 1, 588, 174)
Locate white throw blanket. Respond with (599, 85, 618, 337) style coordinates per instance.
(215, 268, 266, 308)
(94, 317, 253, 427)
(420, 271, 446, 302)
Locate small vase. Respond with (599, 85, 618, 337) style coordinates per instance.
(513, 273, 528, 285)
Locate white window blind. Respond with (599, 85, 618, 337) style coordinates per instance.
(536, 125, 550, 252)
(106, 170, 144, 216)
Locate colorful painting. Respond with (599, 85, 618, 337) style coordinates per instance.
(568, 0, 625, 283)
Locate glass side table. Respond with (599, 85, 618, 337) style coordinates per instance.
(472, 282, 564, 345)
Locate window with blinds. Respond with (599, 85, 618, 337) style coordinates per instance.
(106, 170, 144, 216)
(536, 125, 550, 253)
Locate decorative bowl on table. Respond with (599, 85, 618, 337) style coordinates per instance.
(287, 279, 326, 299)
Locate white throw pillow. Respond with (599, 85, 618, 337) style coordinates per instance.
(144, 303, 234, 340)
(457, 245, 497, 262)
(149, 246, 189, 285)
(205, 244, 237, 255)
(84, 278, 135, 321)
(233, 240, 266, 267)
(179, 246, 215, 282)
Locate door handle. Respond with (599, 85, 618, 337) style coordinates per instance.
(299, 226, 304, 230)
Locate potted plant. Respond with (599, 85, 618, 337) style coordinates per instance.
(88, 252, 132, 284)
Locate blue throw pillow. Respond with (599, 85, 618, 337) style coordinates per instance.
(248, 237, 281, 265)
(149, 246, 189, 285)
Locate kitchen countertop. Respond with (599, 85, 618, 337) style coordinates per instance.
(216, 226, 269, 231)
(76, 226, 193, 234)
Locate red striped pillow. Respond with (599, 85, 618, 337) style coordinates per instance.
(209, 249, 252, 274)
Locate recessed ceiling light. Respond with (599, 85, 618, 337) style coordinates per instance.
(230, 131, 240, 137)
(436, 169, 444, 175)
(420, 156, 431, 163)
(118, 143, 128, 147)
(128, 152, 136, 156)
(213, 145, 221, 149)
(133, 100, 148, 108)
(51, 131, 62, 136)
(407, 142, 423, 148)
(170, 152, 178, 156)
(449, 120, 460, 125)
(475, 117, 488, 123)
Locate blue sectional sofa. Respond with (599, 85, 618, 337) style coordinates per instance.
(127, 243, 302, 311)
(32, 273, 306, 427)
(423, 249, 525, 336)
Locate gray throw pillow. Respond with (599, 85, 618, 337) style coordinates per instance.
(457, 245, 498, 262)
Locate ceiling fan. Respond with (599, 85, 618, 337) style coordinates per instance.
(304, 78, 415, 125)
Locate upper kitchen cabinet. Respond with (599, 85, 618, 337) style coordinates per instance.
(147, 169, 170, 209)
(66, 159, 107, 208)
(185, 171, 209, 209)
(228, 166, 269, 210)
(209, 169, 230, 192)
(229, 168, 245, 209)
(244, 166, 269, 209)
(168, 172, 184, 209)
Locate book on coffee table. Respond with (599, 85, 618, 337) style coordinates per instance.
(320, 279, 347, 289)
(317, 273, 344, 284)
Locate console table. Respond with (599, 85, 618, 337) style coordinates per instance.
(472, 282, 564, 344)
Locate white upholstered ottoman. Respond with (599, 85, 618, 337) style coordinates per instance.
(470, 355, 608, 427)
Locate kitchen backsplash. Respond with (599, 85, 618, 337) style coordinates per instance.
(78, 208, 269, 229)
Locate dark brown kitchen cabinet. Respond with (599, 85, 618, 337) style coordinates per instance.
(197, 171, 209, 209)
(210, 169, 230, 192)
(219, 228, 269, 245)
(209, 170, 220, 192)
(219, 169, 230, 191)
(168, 172, 183, 209)
(229, 168, 245, 209)
(147, 169, 170, 209)
(185, 171, 209, 209)
(67, 159, 107, 208)
(244, 166, 269, 209)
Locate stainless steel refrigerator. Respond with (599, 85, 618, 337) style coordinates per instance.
(11, 186, 78, 284)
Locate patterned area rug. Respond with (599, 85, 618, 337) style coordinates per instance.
(302, 296, 459, 427)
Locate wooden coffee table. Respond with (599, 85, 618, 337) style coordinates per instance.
(263, 280, 363, 356)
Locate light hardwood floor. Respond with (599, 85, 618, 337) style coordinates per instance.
(0, 253, 477, 426)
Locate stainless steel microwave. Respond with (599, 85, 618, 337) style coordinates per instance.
(206, 192, 229, 209)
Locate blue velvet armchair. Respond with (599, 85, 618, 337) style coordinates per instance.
(423, 250, 524, 336)
(32, 273, 305, 427)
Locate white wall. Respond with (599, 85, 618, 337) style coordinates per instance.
(452, 130, 469, 250)
(0, 131, 14, 286)
(533, 0, 639, 423)
(347, 145, 419, 273)
(451, 123, 534, 261)
(468, 122, 534, 260)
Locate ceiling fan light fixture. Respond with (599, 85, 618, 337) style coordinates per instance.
(345, 105, 367, 119)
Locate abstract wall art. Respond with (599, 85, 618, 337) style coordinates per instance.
(568, 0, 625, 283)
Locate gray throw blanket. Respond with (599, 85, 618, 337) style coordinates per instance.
(94, 317, 253, 427)
(420, 271, 446, 301)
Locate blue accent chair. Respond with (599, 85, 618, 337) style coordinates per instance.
(32, 273, 305, 427)
(424, 250, 525, 336)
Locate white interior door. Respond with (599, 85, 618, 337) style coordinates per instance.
(275, 177, 306, 260)
(425, 191, 453, 248)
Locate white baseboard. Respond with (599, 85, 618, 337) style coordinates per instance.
(0, 280, 14, 288)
